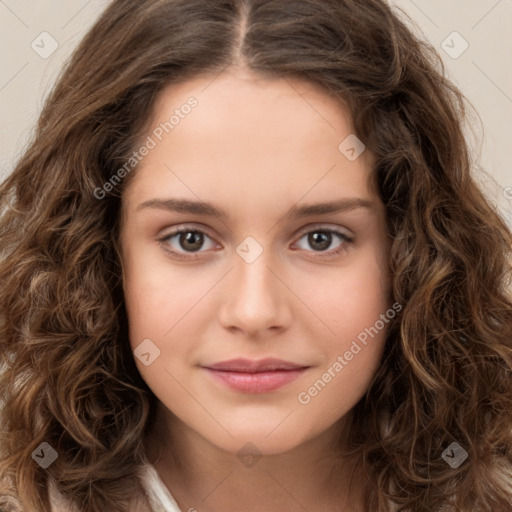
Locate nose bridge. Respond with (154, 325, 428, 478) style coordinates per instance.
(235, 242, 280, 306)
(219, 240, 289, 334)
(234, 248, 275, 300)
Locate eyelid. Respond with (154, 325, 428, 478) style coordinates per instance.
(159, 222, 352, 241)
(294, 222, 353, 239)
(159, 223, 218, 242)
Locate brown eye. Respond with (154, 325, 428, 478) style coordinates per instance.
(158, 225, 353, 261)
(293, 228, 354, 257)
(307, 231, 332, 251)
(159, 227, 218, 258)
(176, 230, 205, 252)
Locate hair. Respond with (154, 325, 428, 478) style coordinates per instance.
(1, 0, 511, 510)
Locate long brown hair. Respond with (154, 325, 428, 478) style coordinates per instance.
(1, 0, 511, 510)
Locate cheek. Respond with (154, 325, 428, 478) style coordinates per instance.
(297, 279, 391, 419)
(296, 339, 386, 430)
(299, 250, 391, 403)
(122, 249, 210, 346)
(311, 247, 391, 341)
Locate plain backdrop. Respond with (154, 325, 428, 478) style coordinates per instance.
(0, 0, 511, 226)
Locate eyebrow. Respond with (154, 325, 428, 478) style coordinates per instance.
(136, 197, 375, 221)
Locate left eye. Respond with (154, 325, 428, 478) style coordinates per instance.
(293, 229, 352, 255)
(158, 227, 353, 258)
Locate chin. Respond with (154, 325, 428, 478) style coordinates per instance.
(199, 422, 317, 457)
(218, 434, 303, 457)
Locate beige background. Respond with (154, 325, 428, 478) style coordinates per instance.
(1, 0, 511, 225)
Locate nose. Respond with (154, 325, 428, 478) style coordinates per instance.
(218, 249, 292, 338)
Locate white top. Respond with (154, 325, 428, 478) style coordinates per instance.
(140, 463, 183, 512)
(48, 463, 182, 512)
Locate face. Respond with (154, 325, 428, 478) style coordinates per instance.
(119, 69, 393, 457)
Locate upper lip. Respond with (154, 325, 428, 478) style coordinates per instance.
(203, 358, 309, 373)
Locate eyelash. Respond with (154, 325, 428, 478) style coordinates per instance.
(157, 224, 354, 261)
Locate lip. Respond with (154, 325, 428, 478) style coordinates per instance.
(202, 358, 310, 393)
(205, 358, 307, 372)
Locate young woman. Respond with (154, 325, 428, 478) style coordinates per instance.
(1, 1, 511, 511)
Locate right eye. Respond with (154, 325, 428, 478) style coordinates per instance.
(158, 226, 219, 259)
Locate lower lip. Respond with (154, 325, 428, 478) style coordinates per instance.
(204, 368, 307, 393)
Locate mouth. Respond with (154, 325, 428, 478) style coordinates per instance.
(201, 358, 310, 393)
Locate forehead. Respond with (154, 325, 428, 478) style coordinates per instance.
(147, 70, 356, 151)
(123, 70, 377, 215)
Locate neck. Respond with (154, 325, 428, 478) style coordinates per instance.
(145, 404, 368, 512)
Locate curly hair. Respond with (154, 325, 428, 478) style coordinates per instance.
(1, 0, 511, 510)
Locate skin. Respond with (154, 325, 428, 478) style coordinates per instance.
(119, 67, 393, 512)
